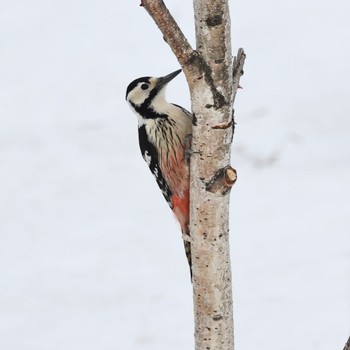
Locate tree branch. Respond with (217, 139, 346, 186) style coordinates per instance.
(344, 336, 350, 350)
(140, 0, 202, 82)
(212, 48, 245, 132)
(206, 166, 237, 195)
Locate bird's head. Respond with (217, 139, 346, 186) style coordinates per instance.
(126, 69, 181, 115)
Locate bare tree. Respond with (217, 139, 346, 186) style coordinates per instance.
(137, 2, 350, 350)
(140, 0, 245, 349)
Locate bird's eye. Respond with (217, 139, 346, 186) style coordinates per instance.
(141, 83, 149, 90)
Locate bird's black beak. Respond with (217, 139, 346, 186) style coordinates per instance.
(157, 69, 182, 89)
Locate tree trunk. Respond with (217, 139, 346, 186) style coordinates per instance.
(190, 1, 235, 349)
(140, 1, 245, 349)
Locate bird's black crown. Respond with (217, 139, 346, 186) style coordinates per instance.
(125, 77, 151, 100)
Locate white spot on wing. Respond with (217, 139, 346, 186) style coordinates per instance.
(153, 166, 158, 178)
(144, 150, 152, 167)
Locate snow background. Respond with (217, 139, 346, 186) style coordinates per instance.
(0, 0, 349, 349)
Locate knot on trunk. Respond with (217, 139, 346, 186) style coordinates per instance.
(205, 166, 237, 195)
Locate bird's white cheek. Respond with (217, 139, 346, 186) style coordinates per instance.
(128, 89, 145, 106)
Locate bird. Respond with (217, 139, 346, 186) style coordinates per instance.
(125, 69, 193, 275)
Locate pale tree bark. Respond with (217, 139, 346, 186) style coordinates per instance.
(344, 337, 350, 350)
(140, 1, 245, 349)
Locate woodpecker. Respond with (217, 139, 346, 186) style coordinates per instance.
(125, 69, 193, 274)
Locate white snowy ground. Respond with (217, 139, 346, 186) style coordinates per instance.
(0, 0, 349, 349)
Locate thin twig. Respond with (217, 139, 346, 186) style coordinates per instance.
(232, 48, 246, 105)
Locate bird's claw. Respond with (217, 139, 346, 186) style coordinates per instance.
(182, 233, 192, 243)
